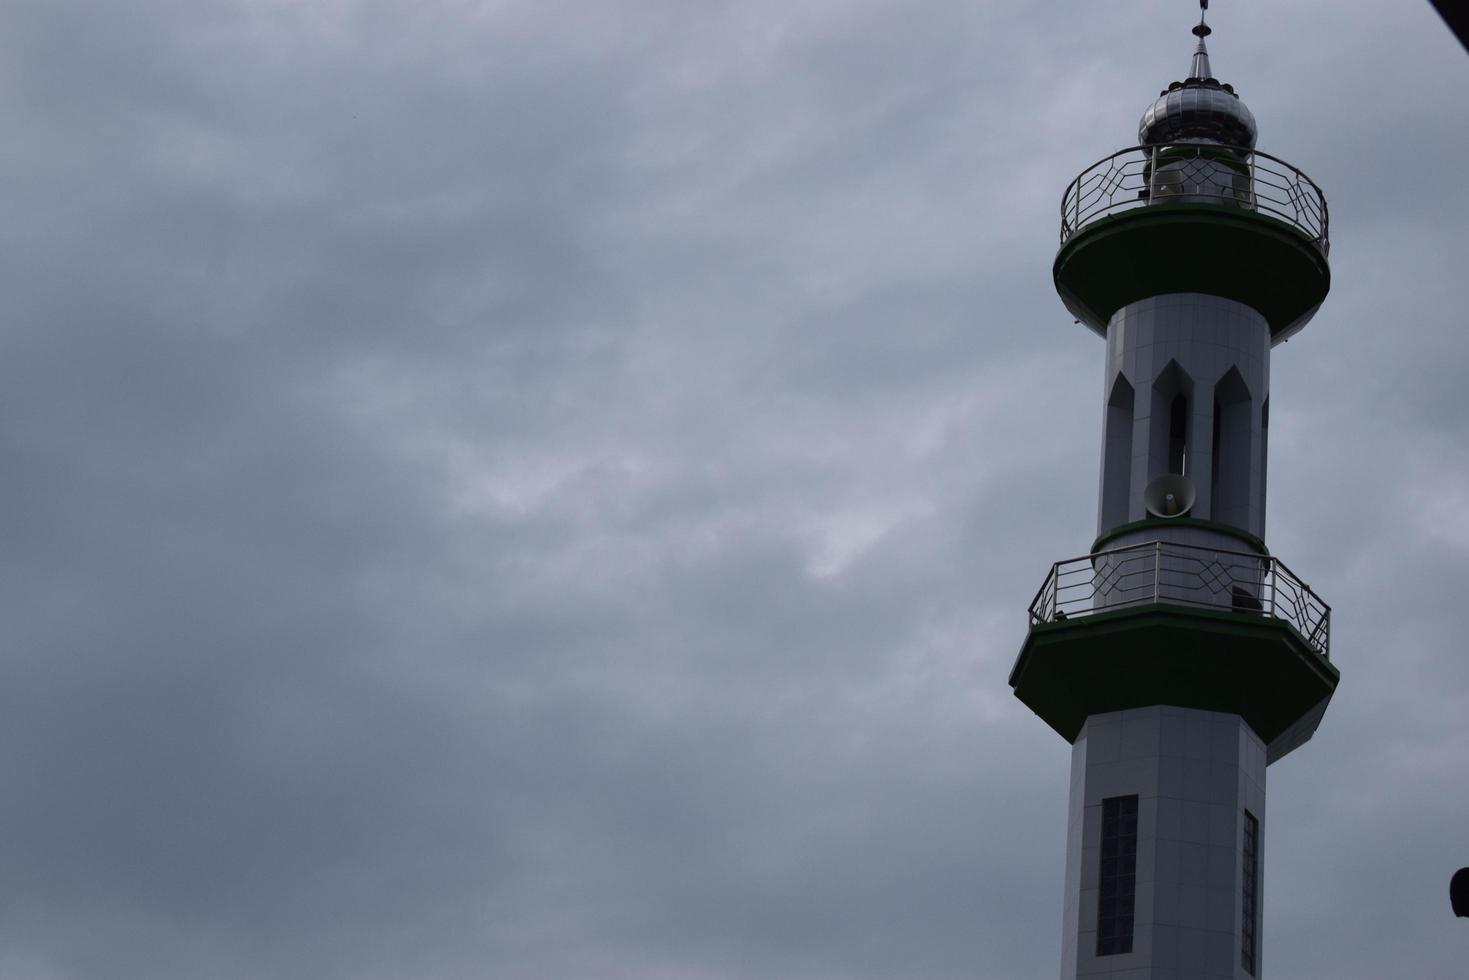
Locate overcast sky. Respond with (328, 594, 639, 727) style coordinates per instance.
(2, 1, 1468, 978)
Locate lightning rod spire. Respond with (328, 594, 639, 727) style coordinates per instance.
(1191, 1, 1214, 79)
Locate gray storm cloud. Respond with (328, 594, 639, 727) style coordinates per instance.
(0, 1, 1466, 978)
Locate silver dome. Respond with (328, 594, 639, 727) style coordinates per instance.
(1137, 20, 1258, 148)
(1139, 81, 1258, 148)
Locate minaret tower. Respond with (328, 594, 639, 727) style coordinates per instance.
(1008, 5, 1339, 978)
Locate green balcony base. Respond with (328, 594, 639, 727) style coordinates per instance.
(1054, 203, 1330, 343)
(1009, 603, 1338, 763)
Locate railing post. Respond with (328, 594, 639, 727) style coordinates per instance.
(1050, 561, 1060, 621)
(1061, 180, 1069, 242)
(1268, 558, 1278, 618)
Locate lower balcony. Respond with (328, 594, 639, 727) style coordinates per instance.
(1009, 540, 1338, 763)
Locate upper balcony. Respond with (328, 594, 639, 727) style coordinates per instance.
(1061, 143, 1329, 253)
(1052, 143, 1331, 343)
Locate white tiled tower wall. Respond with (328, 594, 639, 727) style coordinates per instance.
(1059, 706, 1268, 980)
(1096, 293, 1271, 546)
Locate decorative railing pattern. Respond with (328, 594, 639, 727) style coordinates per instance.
(1060, 144, 1329, 255)
(1027, 540, 1331, 659)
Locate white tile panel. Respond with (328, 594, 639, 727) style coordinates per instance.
(1057, 709, 1266, 979)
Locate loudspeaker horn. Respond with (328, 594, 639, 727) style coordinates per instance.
(1143, 474, 1196, 518)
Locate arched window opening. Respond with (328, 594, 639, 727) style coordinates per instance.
(1211, 368, 1252, 528)
(1260, 397, 1270, 528)
(1101, 374, 1135, 531)
(1149, 361, 1194, 486)
(1169, 393, 1189, 476)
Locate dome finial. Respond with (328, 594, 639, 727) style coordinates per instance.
(1190, 1, 1213, 79)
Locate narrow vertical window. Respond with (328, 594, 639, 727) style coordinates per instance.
(1211, 396, 1221, 489)
(1259, 398, 1270, 527)
(1097, 795, 1138, 956)
(1242, 810, 1260, 975)
(1211, 368, 1252, 527)
(1149, 361, 1192, 485)
(1101, 375, 1135, 531)
(1168, 392, 1188, 476)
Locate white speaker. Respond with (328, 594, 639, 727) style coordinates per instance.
(1143, 474, 1196, 518)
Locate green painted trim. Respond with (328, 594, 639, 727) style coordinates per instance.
(1022, 602, 1330, 666)
(1054, 202, 1330, 342)
(1091, 517, 1267, 555)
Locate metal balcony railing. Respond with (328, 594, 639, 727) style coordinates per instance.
(1027, 540, 1331, 659)
(1060, 144, 1329, 255)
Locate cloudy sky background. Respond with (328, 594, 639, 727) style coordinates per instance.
(2, 1, 1467, 977)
